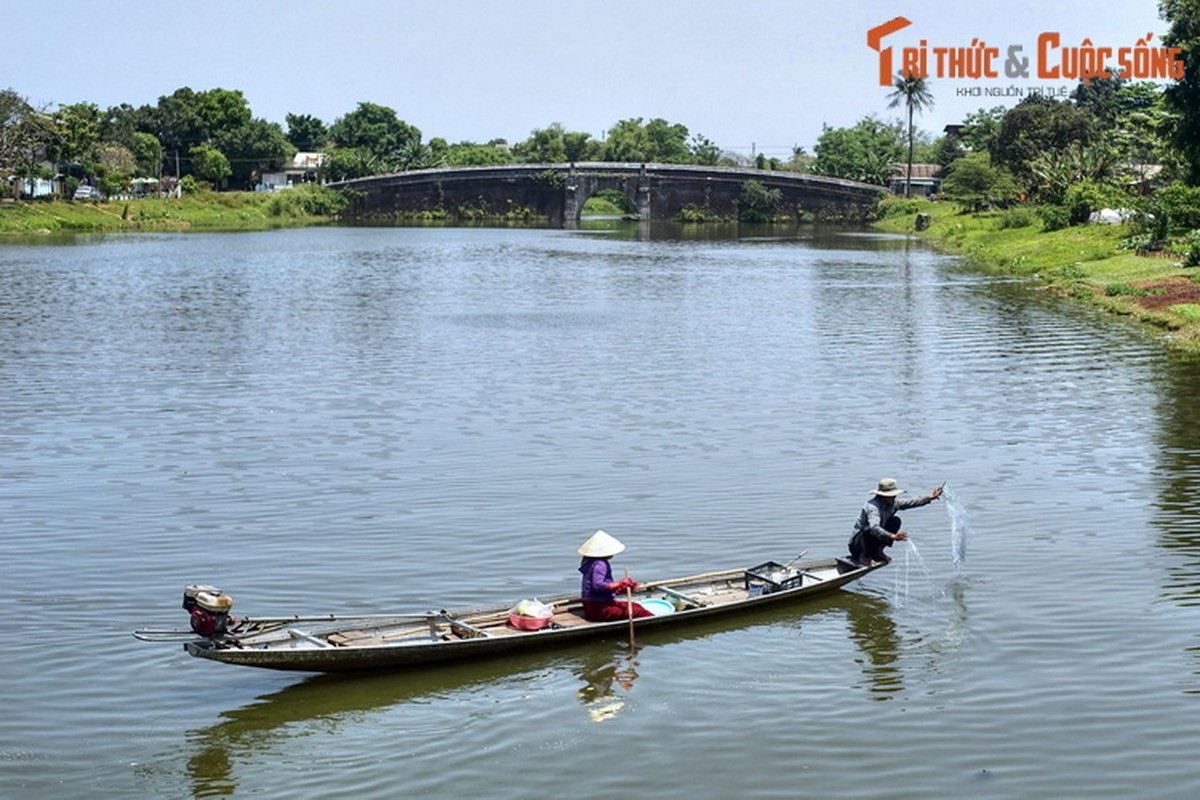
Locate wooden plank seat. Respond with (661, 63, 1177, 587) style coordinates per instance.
(328, 630, 387, 647)
(549, 610, 591, 628)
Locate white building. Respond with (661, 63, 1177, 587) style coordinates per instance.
(257, 152, 325, 191)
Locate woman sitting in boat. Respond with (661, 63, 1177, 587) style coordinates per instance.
(578, 530, 654, 622)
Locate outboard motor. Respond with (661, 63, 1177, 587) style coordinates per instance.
(183, 584, 234, 637)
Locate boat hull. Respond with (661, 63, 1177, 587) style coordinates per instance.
(182, 558, 877, 673)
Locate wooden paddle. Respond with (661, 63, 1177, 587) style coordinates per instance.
(624, 568, 636, 650)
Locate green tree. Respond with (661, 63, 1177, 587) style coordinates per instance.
(1161, 0, 1200, 182)
(129, 131, 163, 177)
(513, 123, 600, 163)
(1026, 141, 1118, 204)
(195, 88, 252, 139)
(938, 151, 1019, 209)
(644, 118, 691, 162)
(931, 134, 966, 166)
(96, 170, 128, 199)
(92, 141, 136, 175)
(689, 134, 722, 166)
(513, 123, 569, 162)
(563, 130, 598, 162)
(0, 88, 54, 189)
(600, 118, 651, 162)
(140, 87, 253, 177)
(48, 102, 101, 166)
(812, 116, 903, 185)
(737, 179, 782, 222)
(1124, 88, 1183, 180)
(1063, 178, 1126, 224)
(98, 103, 146, 147)
(189, 143, 231, 187)
(782, 145, 814, 173)
(1071, 74, 1129, 126)
(328, 102, 426, 173)
(319, 147, 374, 181)
(285, 113, 328, 151)
(430, 139, 514, 167)
(600, 117, 696, 163)
(1070, 77, 1178, 188)
(1155, 180, 1200, 229)
(146, 87, 204, 159)
(990, 95, 1097, 189)
(214, 118, 294, 188)
(959, 106, 1007, 152)
(886, 73, 934, 196)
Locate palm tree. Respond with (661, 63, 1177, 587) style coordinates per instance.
(887, 74, 934, 197)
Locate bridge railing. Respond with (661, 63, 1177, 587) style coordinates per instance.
(331, 162, 884, 193)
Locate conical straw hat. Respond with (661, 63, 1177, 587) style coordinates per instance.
(577, 529, 625, 558)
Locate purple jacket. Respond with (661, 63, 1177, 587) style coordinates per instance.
(579, 557, 615, 602)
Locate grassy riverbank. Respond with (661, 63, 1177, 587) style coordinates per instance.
(0, 186, 343, 235)
(873, 197, 1200, 351)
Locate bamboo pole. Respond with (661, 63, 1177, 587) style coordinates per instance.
(639, 568, 747, 591)
(240, 612, 436, 625)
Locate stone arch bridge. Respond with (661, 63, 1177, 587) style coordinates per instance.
(332, 163, 883, 225)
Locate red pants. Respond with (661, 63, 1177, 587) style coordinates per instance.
(582, 600, 654, 621)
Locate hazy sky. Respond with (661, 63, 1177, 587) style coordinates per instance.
(15, 1, 1171, 158)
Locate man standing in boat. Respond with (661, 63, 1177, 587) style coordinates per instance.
(578, 530, 653, 621)
(849, 478, 943, 566)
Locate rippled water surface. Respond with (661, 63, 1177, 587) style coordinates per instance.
(4, 223, 1200, 798)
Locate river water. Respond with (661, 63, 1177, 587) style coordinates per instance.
(3, 222, 1199, 798)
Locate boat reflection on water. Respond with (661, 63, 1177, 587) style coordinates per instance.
(180, 656, 553, 798)
(576, 647, 640, 723)
(845, 577, 972, 702)
(845, 591, 904, 700)
(178, 591, 903, 795)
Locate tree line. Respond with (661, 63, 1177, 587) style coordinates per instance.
(0, 87, 754, 197)
(814, 2, 1200, 231)
(3, 3, 1200, 210)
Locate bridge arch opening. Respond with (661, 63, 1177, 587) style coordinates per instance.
(579, 188, 638, 219)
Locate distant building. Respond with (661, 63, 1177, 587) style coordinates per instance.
(1125, 163, 1164, 196)
(888, 163, 945, 198)
(14, 176, 57, 198)
(256, 151, 326, 192)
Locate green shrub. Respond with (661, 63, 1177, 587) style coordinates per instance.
(1156, 182, 1200, 231)
(997, 208, 1036, 229)
(1056, 263, 1087, 280)
(737, 179, 782, 222)
(583, 189, 635, 216)
(1104, 283, 1147, 297)
(1187, 242, 1200, 268)
(1170, 303, 1200, 319)
(266, 184, 348, 218)
(876, 196, 924, 217)
(680, 204, 718, 222)
(1120, 233, 1154, 250)
(1064, 179, 1127, 225)
(1038, 204, 1070, 231)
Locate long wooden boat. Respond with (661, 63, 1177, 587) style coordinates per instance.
(135, 557, 879, 673)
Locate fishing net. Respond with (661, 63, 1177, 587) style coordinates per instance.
(942, 485, 971, 568)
